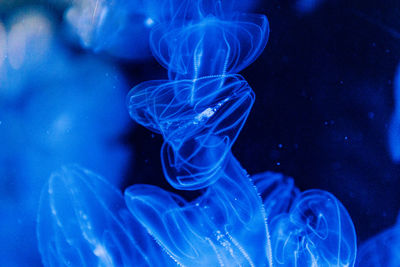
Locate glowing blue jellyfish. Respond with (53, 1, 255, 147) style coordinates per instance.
(388, 64, 400, 163)
(125, 154, 273, 266)
(252, 171, 300, 221)
(356, 212, 400, 267)
(150, 13, 269, 79)
(128, 74, 255, 190)
(269, 190, 357, 266)
(37, 165, 174, 266)
(34, 0, 360, 266)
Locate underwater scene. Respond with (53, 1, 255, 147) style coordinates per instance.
(0, 0, 399, 266)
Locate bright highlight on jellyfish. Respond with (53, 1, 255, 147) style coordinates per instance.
(356, 212, 400, 267)
(125, 154, 272, 266)
(269, 190, 357, 266)
(37, 165, 174, 266)
(388, 64, 400, 163)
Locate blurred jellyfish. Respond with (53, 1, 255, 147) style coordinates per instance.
(388, 64, 400, 163)
(356, 213, 400, 266)
(269, 190, 357, 266)
(0, 9, 131, 266)
(64, 0, 155, 59)
(37, 165, 174, 266)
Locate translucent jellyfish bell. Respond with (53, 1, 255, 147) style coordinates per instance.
(269, 190, 357, 266)
(125, 155, 272, 266)
(127, 74, 255, 190)
(37, 165, 173, 266)
(150, 13, 269, 79)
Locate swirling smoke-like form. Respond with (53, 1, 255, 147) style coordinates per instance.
(37, 0, 357, 266)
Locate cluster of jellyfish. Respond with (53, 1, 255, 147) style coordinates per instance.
(1, 0, 400, 266)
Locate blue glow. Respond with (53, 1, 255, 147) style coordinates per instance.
(296, 0, 325, 14)
(389, 64, 400, 163)
(356, 213, 400, 266)
(269, 190, 357, 266)
(37, 165, 174, 266)
(33, 0, 361, 266)
(0, 10, 130, 266)
(127, 74, 255, 190)
(65, 0, 155, 59)
(150, 13, 269, 79)
(252, 171, 300, 220)
(125, 154, 272, 266)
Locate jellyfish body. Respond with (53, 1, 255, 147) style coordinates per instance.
(269, 190, 357, 266)
(252, 171, 300, 221)
(128, 74, 255, 189)
(150, 13, 269, 80)
(125, 154, 272, 266)
(35, 0, 360, 266)
(37, 165, 174, 266)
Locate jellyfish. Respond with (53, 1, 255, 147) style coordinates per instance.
(37, 165, 174, 266)
(269, 190, 357, 266)
(150, 13, 269, 80)
(127, 74, 255, 190)
(0, 10, 130, 266)
(125, 154, 273, 266)
(252, 171, 300, 221)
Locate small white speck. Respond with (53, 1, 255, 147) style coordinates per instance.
(145, 18, 155, 27)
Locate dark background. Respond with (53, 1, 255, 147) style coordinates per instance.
(123, 0, 400, 244)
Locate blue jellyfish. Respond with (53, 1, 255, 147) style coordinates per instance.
(252, 171, 300, 221)
(37, 165, 174, 266)
(127, 74, 255, 190)
(269, 190, 357, 266)
(125, 154, 273, 266)
(150, 13, 269, 80)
